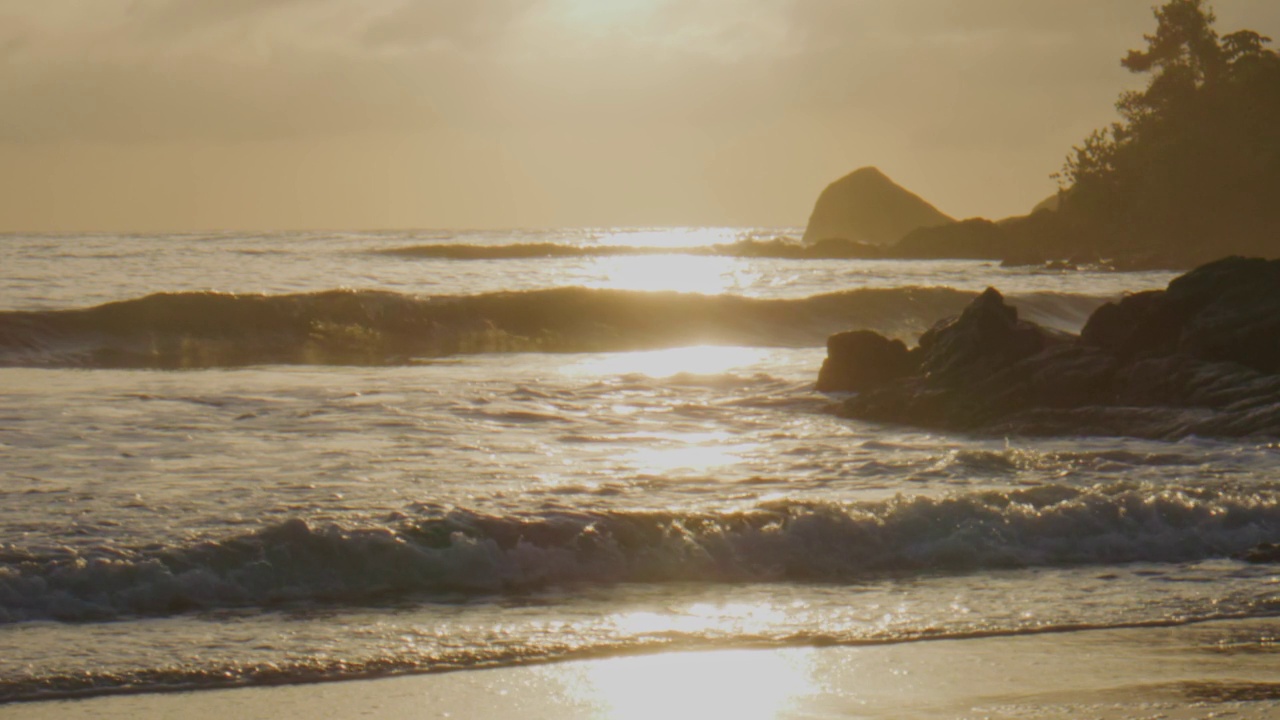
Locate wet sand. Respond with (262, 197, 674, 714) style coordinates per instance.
(6, 618, 1278, 720)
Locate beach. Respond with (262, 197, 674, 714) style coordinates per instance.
(6, 618, 1278, 719)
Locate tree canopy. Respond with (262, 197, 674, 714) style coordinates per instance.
(1052, 0, 1280, 265)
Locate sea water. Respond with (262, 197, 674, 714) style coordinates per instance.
(1, 228, 1277, 702)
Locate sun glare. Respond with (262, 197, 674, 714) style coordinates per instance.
(596, 228, 741, 249)
(584, 254, 759, 294)
(566, 345, 770, 378)
(626, 442, 746, 476)
(610, 602, 792, 636)
(575, 648, 816, 719)
(551, 0, 660, 35)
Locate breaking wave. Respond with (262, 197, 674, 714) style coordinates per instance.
(0, 287, 1107, 369)
(4, 482, 1277, 623)
(0, 287, 975, 368)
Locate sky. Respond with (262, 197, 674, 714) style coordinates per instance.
(2, 0, 1278, 232)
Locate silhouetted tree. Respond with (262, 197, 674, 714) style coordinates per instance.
(1055, 0, 1280, 265)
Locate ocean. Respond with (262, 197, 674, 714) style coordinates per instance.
(2, 227, 1278, 705)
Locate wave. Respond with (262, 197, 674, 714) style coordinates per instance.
(377, 238, 879, 261)
(0, 287, 1113, 369)
(3, 482, 1277, 623)
(8, 617, 1276, 705)
(0, 287, 987, 369)
(1003, 290, 1112, 333)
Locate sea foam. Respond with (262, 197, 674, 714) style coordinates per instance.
(3, 482, 1276, 623)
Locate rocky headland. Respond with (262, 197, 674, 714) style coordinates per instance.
(797, 4, 1280, 270)
(818, 256, 1280, 439)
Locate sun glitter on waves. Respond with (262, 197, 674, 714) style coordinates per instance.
(579, 228, 763, 295)
(625, 434, 752, 477)
(572, 648, 816, 719)
(583, 254, 760, 295)
(565, 345, 771, 378)
(595, 228, 742, 249)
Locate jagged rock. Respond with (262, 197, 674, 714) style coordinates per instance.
(822, 257, 1280, 439)
(916, 288, 1071, 387)
(816, 330, 916, 392)
(1079, 289, 1181, 361)
(1169, 257, 1280, 373)
(1082, 257, 1280, 372)
(802, 167, 953, 245)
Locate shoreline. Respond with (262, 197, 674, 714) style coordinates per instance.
(7, 617, 1278, 719)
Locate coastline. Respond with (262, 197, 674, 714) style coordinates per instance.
(7, 617, 1278, 719)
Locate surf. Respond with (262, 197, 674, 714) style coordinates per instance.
(0, 286, 1112, 369)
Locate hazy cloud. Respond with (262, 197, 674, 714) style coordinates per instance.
(2, 0, 1279, 229)
(0, 0, 526, 143)
(361, 0, 537, 51)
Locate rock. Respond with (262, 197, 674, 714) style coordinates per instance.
(916, 288, 1068, 387)
(822, 257, 1280, 439)
(891, 218, 1011, 260)
(802, 167, 954, 245)
(1169, 257, 1280, 373)
(1079, 290, 1176, 360)
(1082, 257, 1280, 372)
(804, 237, 884, 259)
(816, 330, 917, 392)
(1244, 542, 1280, 563)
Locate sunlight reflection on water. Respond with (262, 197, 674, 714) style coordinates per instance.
(577, 648, 816, 720)
(583, 254, 762, 294)
(564, 346, 772, 377)
(626, 442, 748, 476)
(610, 602, 792, 637)
(593, 227, 744, 248)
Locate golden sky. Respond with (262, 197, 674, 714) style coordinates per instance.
(2, 0, 1277, 232)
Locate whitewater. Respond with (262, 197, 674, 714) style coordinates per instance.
(2, 227, 1278, 704)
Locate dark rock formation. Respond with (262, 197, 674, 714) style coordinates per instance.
(891, 218, 1011, 260)
(802, 167, 954, 245)
(1245, 542, 1280, 563)
(822, 256, 1280, 439)
(816, 330, 917, 392)
(914, 288, 1072, 385)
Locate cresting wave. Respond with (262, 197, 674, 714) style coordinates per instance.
(4, 482, 1278, 624)
(0, 287, 1106, 369)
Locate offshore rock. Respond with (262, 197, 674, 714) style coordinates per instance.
(914, 287, 1071, 387)
(816, 330, 916, 392)
(802, 167, 954, 245)
(824, 257, 1280, 439)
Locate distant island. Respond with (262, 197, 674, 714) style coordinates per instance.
(803, 0, 1280, 270)
(801, 167, 952, 246)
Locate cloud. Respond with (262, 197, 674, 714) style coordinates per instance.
(2, 0, 1279, 229)
(361, 0, 537, 51)
(0, 0, 533, 143)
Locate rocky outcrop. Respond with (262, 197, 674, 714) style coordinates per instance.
(821, 256, 1280, 439)
(816, 331, 917, 392)
(802, 167, 954, 245)
(891, 218, 1011, 259)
